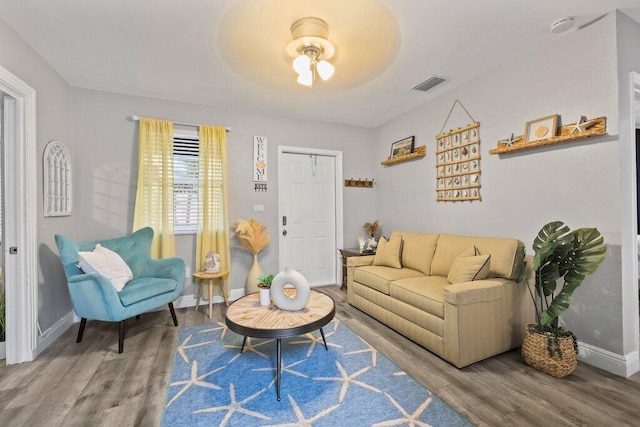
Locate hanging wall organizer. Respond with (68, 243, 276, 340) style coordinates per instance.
(435, 100, 481, 202)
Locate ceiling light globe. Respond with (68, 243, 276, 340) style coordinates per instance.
(297, 70, 313, 87)
(293, 54, 311, 74)
(316, 60, 335, 80)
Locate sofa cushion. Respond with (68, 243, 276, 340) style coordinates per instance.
(373, 234, 403, 268)
(391, 231, 439, 275)
(430, 234, 524, 280)
(447, 254, 491, 283)
(354, 265, 424, 295)
(390, 276, 450, 319)
(118, 277, 178, 307)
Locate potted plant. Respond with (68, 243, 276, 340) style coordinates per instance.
(521, 221, 607, 378)
(257, 274, 275, 306)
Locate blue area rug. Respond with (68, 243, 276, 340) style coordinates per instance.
(162, 318, 472, 426)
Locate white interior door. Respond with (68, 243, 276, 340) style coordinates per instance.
(279, 152, 337, 286)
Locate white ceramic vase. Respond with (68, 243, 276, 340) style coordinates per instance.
(245, 254, 263, 294)
(270, 266, 310, 311)
(259, 288, 271, 306)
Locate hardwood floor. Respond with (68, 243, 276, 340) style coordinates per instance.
(1, 285, 639, 426)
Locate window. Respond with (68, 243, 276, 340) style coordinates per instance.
(173, 133, 199, 234)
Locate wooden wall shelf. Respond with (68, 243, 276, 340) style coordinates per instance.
(381, 145, 426, 166)
(489, 117, 606, 155)
(345, 179, 374, 188)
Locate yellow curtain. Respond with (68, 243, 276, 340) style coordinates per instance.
(132, 117, 176, 258)
(196, 125, 230, 288)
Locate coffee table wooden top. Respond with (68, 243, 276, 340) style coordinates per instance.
(225, 289, 335, 339)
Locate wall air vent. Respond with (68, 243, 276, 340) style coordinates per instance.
(413, 76, 446, 92)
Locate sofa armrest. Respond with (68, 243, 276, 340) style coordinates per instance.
(444, 278, 531, 367)
(444, 278, 509, 305)
(67, 273, 126, 321)
(346, 255, 375, 267)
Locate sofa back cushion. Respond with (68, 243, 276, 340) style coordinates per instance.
(431, 233, 524, 280)
(373, 234, 403, 268)
(390, 231, 439, 275)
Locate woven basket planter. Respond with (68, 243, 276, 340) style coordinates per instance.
(521, 324, 577, 378)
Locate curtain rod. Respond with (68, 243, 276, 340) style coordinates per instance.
(130, 115, 231, 133)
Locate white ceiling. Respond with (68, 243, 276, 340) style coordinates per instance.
(1, 0, 639, 128)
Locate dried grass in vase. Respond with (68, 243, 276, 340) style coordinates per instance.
(232, 219, 270, 255)
(363, 220, 380, 238)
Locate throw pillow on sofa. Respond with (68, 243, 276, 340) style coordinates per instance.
(78, 244, 133, 292)
(373, 234, 403, 268)
(447, 253, 491, 283)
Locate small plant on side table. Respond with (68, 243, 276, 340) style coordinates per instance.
(257, 274, 275, 289)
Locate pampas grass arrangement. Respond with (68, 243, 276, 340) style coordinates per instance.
(232, 219, 270, 255)
(363, 220, 380, 238)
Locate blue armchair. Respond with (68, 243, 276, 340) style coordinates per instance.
(55, 227, 185, 353)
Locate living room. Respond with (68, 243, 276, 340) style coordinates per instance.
(1, 1, 640, 425)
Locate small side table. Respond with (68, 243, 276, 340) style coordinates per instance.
(193, 269, 230, 318)
(339, 248, 375, 289)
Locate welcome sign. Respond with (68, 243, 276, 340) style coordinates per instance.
(253, 136, 267, 182)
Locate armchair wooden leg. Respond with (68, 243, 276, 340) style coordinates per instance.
(76, 318, 87, 343)
(118, 320, 125, 354)
(135, 315, 140, 320)
(168, 302, 178, 326)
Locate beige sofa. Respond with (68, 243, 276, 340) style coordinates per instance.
(347, 231, 534, 368)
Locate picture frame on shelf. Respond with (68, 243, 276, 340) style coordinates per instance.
(525, 114, 559, 142)
(390, 136, 415, 159)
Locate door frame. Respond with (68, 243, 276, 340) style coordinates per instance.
(0, 64, 38, 364)
(277, 146, 343, 285)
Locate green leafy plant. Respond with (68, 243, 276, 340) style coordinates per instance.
(525, 221, 607, 357)
(256, 274, 275, 289)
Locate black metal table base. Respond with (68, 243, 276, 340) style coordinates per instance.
(239, 327, 328, 401)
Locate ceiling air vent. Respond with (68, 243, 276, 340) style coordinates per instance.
(413, 76, 446, 92)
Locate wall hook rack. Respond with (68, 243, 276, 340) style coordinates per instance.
(345, 178, 374, 188)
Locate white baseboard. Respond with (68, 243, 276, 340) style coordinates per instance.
(578, 341, 640, 377)
(166, 288, 246, 311)
(35, 311, 75, 357)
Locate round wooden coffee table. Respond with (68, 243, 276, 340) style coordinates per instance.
(225, 289, 335, 400)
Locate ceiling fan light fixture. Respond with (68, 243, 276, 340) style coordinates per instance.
(287, 17, 336, 87)
(297, 70, 313, 87)
(293, 54, 311, 74)
(316, 60, 335, 80)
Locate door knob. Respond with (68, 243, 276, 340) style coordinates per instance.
(282, 230, 287, 236)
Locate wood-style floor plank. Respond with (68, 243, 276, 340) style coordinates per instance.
(0, 285, 639, 426)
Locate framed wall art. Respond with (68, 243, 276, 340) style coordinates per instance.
(390, 136, 415, 159)
(525, 114, 558, 142)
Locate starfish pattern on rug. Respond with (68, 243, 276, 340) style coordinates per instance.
(198, 321, 228, 338)
(166, 360, 224, 407)
(372, 392, 434, 427)
(177, 334, 215, 364)
(252, 356, 309, 388)
(314, 360, 381, 403)
(262, 394, 340, 427)
(224, 336, 275, 361)
(193, 383, 270, 427)
(289, 330, 342, 357)
(345, 335, 378, 366)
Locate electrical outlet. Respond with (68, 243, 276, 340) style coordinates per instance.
(254, 204, 264, 212)
(185, 266, 191, 278)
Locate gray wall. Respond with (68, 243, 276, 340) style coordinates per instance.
(373, 13, 625, 354)
(71, 88, 376, 297)
(615, 11, 640, 356)
(0, 18, 75, 331)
